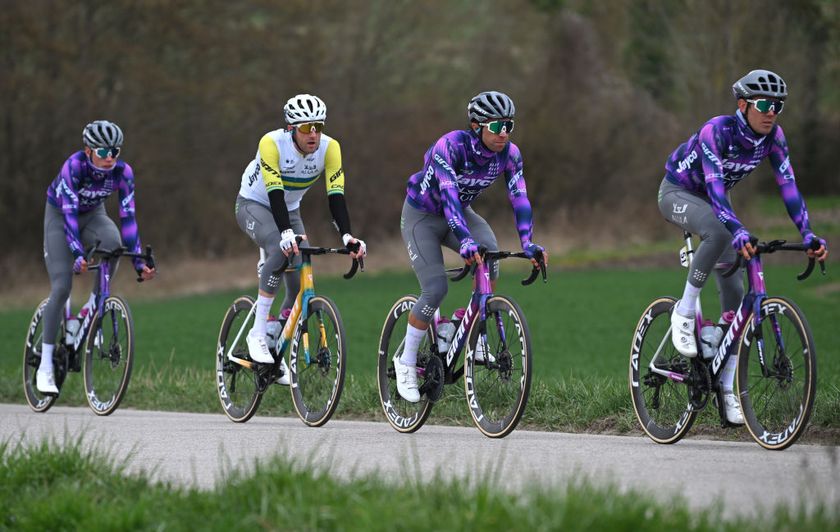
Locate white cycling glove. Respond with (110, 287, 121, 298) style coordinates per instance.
(342, 233, 367, 257)
(280, 229, 297, 255)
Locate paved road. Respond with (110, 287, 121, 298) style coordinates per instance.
(2, 404, 838, 518)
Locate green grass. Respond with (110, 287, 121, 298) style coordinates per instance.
(2, 441, 838, 531)
(2, 264, 838, 434)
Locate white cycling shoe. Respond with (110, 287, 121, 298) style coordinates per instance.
(36, 366, 59, 395)
(473, 341, 496, 365)
(670, 307, 698, 358)
(246, 330, 275, 364)
(393, 354, 420, 403)
(276, 358, 290, 386)
(723, 392, 745, 425)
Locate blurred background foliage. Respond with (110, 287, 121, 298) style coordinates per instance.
(2, 0, 838, 274)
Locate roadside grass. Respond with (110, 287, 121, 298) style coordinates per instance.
(2, 265, 838, 436)
(2, 441, 838, 531)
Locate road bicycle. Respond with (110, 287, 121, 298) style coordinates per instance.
(378, 248, 546, 438)
(23, 242, 155, 416)
(629, 231, 825, 450)
(216, 239, 361, 426)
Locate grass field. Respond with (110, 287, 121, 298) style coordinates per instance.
(2, 441, 838, 531)
(2, 259, 837, 438)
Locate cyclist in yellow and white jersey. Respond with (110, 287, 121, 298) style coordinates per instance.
(235, 94, 366, 379)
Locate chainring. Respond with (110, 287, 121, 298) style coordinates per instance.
(419, 354, 445, 403)
(687, 358, 711, 411)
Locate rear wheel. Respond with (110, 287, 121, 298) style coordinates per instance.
(289, 295, 346, 427)
(464, 295, 532, 438)
(23, 298, 64, 412)
(737, 296, 816, 450)
(377, 295, 434, 433)
(629, 297, 697, 444)
(216, 296, 263, 422)
(83, 296, 134, 416)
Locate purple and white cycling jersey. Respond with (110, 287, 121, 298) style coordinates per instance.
(405, 129, 535, 248)
(664, 110, 813, 239)
(46, 151, 142, 266)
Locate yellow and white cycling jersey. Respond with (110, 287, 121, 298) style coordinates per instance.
(238, 128, 345, 210)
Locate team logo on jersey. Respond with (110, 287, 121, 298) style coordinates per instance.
(673, 203, 688, 214)
(676, 150, 698, 173)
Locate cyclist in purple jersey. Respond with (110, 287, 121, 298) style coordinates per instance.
(658, 70, 828, 423)
(37, 120, 156, 394)
(396, 91, 547, 402)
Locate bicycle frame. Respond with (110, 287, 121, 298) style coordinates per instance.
(648, 232, 774, 390)
(63, 253, 121, 354)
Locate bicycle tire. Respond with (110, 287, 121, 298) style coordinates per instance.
(83, 295, 134, 416)
(377, 295, 434, 433)
(629, 296, 698, 444)
(737, 296, 817, 450)
(289, 295, 347, 427)
(464, 295, 532, 438)
(216, 295, 264, 422)
(22, 298, 63, 412)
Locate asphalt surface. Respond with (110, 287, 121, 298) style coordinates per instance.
(2, 404, 838, 518)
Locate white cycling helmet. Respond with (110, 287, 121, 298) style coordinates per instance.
(283, 94, 327, 125)
(82, 120, 124, 148)
(467, 91, 516, 122)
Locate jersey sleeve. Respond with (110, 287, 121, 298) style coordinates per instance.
(504, 145, 534, 246)
(117, 163, 144, 269)
(258, 134, 284, 193)
(699, 123, 746, 235)
(769, 126, 813, 237)
(434, 139, 471, 243)
(55, 158, 85, 259)
(324, 140, 345, 196)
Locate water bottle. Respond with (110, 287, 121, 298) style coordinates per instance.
(700, 320, 724, 360)
(436, 317, 456, 354)
(265, 316, 282, 351)
(66, 318, 81, 345)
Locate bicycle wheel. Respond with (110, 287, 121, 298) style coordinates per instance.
(23, 298, 66, 412)
(289, 295, 346, 427)
(629, 296, 698, 444)
(83, 296, 134, 416)
(216, 295, 263, 422)
(737, 296, 816, 450)
(377, 295, 435, 433)
(464, 295, 532, 438)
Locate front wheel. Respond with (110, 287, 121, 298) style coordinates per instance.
(23, 298, 64, 412)
(83, 296, 134, 416)
(377, 295, 435, 433)
(629, 297, 698, 444)
(216, 296, 263, 422)
(289, 295, 346, 427)
(737, 296, 817, 450)
(465, 295, 532, 438)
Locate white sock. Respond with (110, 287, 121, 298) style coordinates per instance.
(720, 354, 738, 392)
(251, 295, 274, 336)
(40, 343, 55, 372)
(400, 323, 427, 366)
(676, 283, 701, 316)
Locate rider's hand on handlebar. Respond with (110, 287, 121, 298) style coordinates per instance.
(803, 233, 829, 262)
(342, 233, 367, 260)
(73, 256, 88, 274)
(732, 228, 756, 260)
(523, 241, 548, 268)
(280, 229, 301, 257)
(137, 264, 156, 281)
(459, 238, 482, 265)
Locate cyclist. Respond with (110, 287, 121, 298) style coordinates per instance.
(395, 90, 547, 402)
(235, 93, 366, 383)
(39, 120, 156, 394)
(658, 69, 828, 424)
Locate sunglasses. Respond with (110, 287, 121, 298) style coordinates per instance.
(480, 119, 515, 135)
(746, 98, 784, 115)
(296, 122, 325, 134)
(93, 146, 121, 159)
